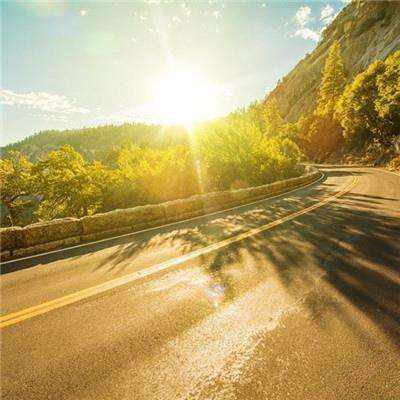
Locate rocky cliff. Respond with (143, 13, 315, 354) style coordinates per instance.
(268, 0, 400, 122)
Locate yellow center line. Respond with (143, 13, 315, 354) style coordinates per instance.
(0, 175, 358, 329)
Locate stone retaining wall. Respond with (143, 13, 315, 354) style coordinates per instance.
(0, 167, 321, 261)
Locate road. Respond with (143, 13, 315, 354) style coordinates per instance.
(1, 166, 399, 400)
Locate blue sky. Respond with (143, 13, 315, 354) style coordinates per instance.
(1, 0, 348, 145)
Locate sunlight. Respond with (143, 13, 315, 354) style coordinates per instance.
(155, 69, 213, 128)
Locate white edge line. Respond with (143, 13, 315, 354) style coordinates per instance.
(374, 167, 400, 177)
(1, 172, 325, 266)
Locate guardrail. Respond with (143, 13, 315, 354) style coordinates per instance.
(0, 166, 321, 261)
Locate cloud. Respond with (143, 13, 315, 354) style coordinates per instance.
(291, 5, 321, 42)
(320, 4, 337, 25)
(294, 6, 312, 26)
(0, 90, 90, 116)
(79, 10, 87, 17)
(293, 28, 320, 42)
(321, 4, 335, 20)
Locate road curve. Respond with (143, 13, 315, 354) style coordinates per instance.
(1, 166, 399, 399)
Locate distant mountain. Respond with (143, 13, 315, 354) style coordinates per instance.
(1, 123, 190, 161)
(268, 0, 400, 122)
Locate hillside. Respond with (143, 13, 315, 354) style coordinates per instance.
(268, 0, 400, 122)
(1, 123, 190, 161)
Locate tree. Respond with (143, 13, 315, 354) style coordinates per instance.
(0, 151, 34, 225)
(32, 145, 108, 220)
(197, 116, 300, 190)
(297, 113, 343, 160)
(317, 40, 346, 118)
(246, 99, 284, 136)
(115, 144, 199, 206)
(262, 98, 285, 136)
(335, 60, 386, 145)
(375, 50, 400, 137)
(295, 41, 346, 160)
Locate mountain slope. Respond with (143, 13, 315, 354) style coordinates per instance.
(1, 124, 189, 161)
(268, 0, 400, 122)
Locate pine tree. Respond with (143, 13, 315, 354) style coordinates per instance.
(317, 40, 346, 118)
(263, 99, 284, 136)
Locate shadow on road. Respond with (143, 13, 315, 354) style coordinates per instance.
(88, 169, 400, 347)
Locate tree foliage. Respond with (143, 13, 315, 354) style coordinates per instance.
(197, 114, 300, 190)
(296, 41, 345, 159)
(317, 40, 346, 118)
(335, 50, 400, 146)
(295, 48, 399, 159)
(0, 152, 34, 225)
(1, 103, 302, 226)
(32, 145, 110, 220)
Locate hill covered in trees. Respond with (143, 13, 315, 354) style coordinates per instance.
(1, 102, 302, 227)
(268, 0, 400, 122)
(1, 123, 190, 162)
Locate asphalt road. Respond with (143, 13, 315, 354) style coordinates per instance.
(1, 166, 399, 400)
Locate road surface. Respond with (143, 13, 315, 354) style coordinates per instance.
(1, 166, 399, 400)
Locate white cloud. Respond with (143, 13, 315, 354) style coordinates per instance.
(139, 15, 147, 21)
(321, 4, 335, 20)
(294, 6, 312, 26)
(293, 28, 320, 42)
(79, 10, 87, 17)
(320, 4, 338, 25)
(261, 3, 266, 8)
(0, 90, 90, 116)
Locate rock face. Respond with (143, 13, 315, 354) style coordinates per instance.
(268, 0, 400, 122)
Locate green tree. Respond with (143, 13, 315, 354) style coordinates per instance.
(317, 40, 346, 118)
(115, 144, 199, 206)
(335, 60, 386, 145)
(32, 145, 108, 220)
(0, 151, 34, 225)
(197, 117, 300, 190)
(296, 41, 346, 160)
(246, 99, 284, 136)
(262, 98, 285, 136)
(375, 50, 400, 137)
(297, 113, 343, 160)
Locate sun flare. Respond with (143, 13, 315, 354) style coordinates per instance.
(155, 69, 213, 128)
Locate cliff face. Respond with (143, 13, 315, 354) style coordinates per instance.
(268, 0, 400, 122)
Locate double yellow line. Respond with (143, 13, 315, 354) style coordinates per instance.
(1, 175, 358, 329)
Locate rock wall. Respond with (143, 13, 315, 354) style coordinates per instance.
(0, 168, 321, 261)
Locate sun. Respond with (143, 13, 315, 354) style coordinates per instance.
(155, 69, 213, 128)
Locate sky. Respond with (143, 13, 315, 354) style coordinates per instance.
(1, 0, 349, 145)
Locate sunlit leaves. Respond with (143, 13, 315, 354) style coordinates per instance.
(335, 50, 400, 145)
(317, 40, 346, 118)
(0, 151, 34, 225)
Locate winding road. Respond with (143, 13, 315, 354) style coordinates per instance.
(1, 166, 399, 400)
